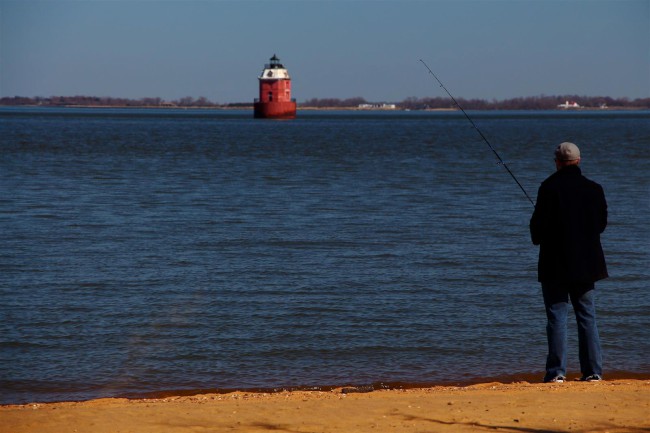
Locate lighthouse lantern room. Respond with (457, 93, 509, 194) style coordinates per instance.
(254, 54, 297, 119)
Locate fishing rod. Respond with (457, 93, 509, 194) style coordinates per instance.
(419, 59, 535, 207)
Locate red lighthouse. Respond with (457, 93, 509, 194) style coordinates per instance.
(254, 54, 297, 119)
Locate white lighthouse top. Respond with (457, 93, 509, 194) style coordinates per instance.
(259, 54, 291, 80)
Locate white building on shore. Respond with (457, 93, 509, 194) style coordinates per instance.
(558, 100, 580, 109)
(358, 103, 397, 110)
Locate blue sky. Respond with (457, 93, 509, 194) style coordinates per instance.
(1, 0, 648, 103)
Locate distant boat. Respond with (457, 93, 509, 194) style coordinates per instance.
(558, 100, 580, 109)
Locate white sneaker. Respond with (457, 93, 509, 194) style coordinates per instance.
(544, 375, 566, 383)
(579, 374, 602, 382)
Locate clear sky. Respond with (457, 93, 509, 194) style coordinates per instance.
(1, 0, 648, 103)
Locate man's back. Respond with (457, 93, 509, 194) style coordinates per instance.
(530, 164, 608, 284)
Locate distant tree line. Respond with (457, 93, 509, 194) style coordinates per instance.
(303, 95, 649, 110)
(300, 97, 369, 108)
(399, 95, 650, 110)
(1, 94, 648, 110)
(0, 95, 220, 107)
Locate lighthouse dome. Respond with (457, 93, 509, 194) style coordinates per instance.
(259, 54, 291, 80)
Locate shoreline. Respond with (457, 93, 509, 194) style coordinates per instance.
(105, 370, 650, 402)
(2, 379, 648, 433)
(4, 370, 650, 406)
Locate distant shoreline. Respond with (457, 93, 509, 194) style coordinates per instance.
(1, 104, 646, 112)
(4, 94, 648, 111)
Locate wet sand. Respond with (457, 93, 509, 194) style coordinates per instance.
(1, 379, 649, 432)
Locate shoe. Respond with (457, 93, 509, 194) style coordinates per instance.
(579, 374, 602, 382)
(544, 375, 566, 383)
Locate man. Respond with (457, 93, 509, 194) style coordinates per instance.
(530, 142, 608, 383)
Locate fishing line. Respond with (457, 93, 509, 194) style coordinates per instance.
(419, 59, 535, 207)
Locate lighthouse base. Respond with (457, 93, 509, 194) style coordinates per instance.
(254, 101, 297, 119)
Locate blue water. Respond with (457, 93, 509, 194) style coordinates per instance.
(1, 108, 649, 404)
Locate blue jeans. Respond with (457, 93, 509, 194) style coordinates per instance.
(542, 282, 603, 381)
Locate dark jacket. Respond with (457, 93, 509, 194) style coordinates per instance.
(530, 165, 608, 284)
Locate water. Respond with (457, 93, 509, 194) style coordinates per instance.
(1, 108, 649, 404)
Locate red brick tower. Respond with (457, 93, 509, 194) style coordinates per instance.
(254, 54, 297, 119)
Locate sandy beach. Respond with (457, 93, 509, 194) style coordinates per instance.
(2, 379, 648, 433)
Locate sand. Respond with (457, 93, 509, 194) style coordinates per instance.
(1, 380, 649, 433)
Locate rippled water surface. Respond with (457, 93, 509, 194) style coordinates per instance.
(1, 108, 649, 403)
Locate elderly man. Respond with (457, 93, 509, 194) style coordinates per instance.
(530, 142, 608, 383)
